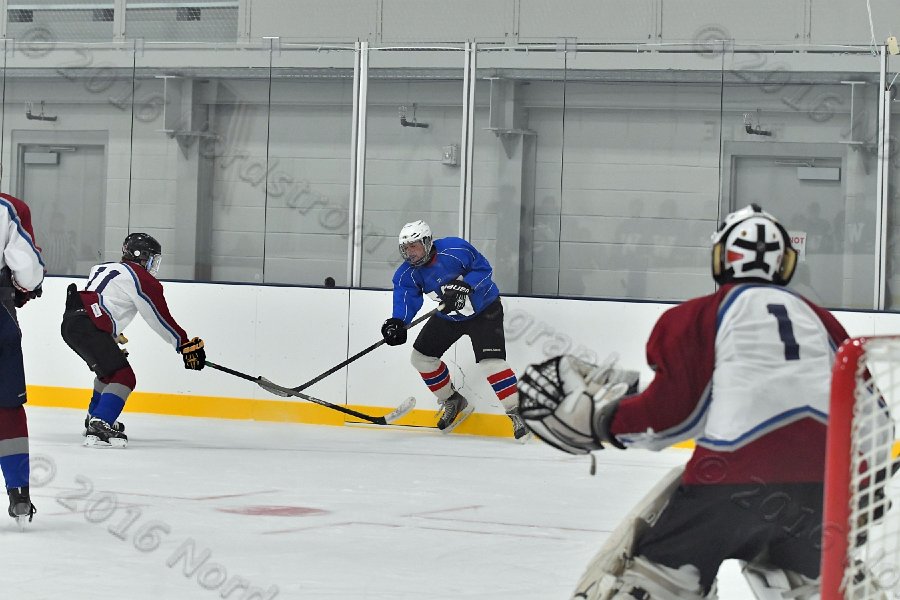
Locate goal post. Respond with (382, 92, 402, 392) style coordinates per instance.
(822, 336, 900, 600)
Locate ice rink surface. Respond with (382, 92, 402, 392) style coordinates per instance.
(7, 407, 755, 599)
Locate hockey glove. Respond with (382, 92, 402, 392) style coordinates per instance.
(178, 337, 206, 370)
(517, 355, 629, 455)
(381, 318, 407, 346)
(440, 281, 472, 314)
(12, 279, 41, 308)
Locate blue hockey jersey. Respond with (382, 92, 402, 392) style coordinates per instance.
(391, 237, 500, 323)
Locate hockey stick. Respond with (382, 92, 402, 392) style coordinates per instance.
(289, 305, 442, 392)
(204, 360, 416, 425)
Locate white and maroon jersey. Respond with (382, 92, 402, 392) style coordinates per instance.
(610, 283, 848, 485)
(84, 260, 188, 349)
(0, 193, 44, 291)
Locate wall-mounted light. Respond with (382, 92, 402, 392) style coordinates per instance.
(399, 104, 428, 128)
(25, 101, 57, 122)
(743, 110, 771, 136)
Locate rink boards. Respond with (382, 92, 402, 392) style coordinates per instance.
(19, 276, 900, 438)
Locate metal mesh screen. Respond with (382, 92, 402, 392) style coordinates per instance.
(125, 0, 238, 42)
(7, 0, 115, 42)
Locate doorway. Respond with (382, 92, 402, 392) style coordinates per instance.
(722, 142, 876, 308)
(13, 139, 107, 276)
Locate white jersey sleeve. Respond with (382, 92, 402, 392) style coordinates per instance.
(0, 196, 44, 291)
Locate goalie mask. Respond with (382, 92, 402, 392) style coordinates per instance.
(711, 204, 796, 285)
(122, 232, 162, 276)
(398, 220, 434, 267)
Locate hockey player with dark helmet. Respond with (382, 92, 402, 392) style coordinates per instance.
(122, 232, 162, 276)
(61, 231, 206, 448)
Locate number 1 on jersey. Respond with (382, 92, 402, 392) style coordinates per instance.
(767, 304, 800, 361)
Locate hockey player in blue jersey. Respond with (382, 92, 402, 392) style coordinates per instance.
(381, 220, 528, 438)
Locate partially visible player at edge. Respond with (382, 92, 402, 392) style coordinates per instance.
(519, 204, 849, 599)
(0, 192, 44, 526)
(381, 220, 527, 438)
(60, 233, 207, 448)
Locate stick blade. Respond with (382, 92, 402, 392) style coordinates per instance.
(382, 396, 416, 424)
(257, 377, 292, 398)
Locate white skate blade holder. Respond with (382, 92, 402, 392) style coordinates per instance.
(14, 513, 33, 531)
(84, 435, 128, 449)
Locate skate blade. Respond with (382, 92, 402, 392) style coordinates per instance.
(15, 516, 27, 531)
(439, 404, 475, 434)
(514, 431, 533, 444)
(84, 435, 128, 449)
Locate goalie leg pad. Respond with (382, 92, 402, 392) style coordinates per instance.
(575, 557, 712, 600)
(619, 557, 712, 600)
(740, 562, 820, 600)
(573, 467, 685, 598)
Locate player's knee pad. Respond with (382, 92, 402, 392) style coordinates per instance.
(106, 365, 136, 390)
(410, 348, 441, 373)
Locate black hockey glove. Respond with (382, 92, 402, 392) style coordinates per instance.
(13, 283, 42, 308)
(178, 337, 206, 370)
(381, 318, 407, 346)
(440, 281, 472, 314)
(517, 355, 628, 455)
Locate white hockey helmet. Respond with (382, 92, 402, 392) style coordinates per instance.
(398, 220, 434, 267)
(711, 204, 797, 285)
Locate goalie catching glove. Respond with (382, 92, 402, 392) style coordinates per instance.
(178, 337, 206, 370)
(517, 354, 638, 455)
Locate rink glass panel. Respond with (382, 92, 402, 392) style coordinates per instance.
(359, 46, 466, 289)
(470, 46, 725, 301)
(470, 47, 567, 298)
(264, 45, 355, 287)
(886, 51, 900, 311)
(719, 51, 882, 310)
(1, 43, 136, 277)
(128, 46, 272, 282)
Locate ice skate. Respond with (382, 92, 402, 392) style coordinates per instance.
(436, 391, 474, 433)
(84, 417, 128, 448)
(507, 408, 532, 443)
(82, 414, 124, 437)
(8, 486, 36, 530)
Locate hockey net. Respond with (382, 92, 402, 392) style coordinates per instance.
(822, 336, 900, 600)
